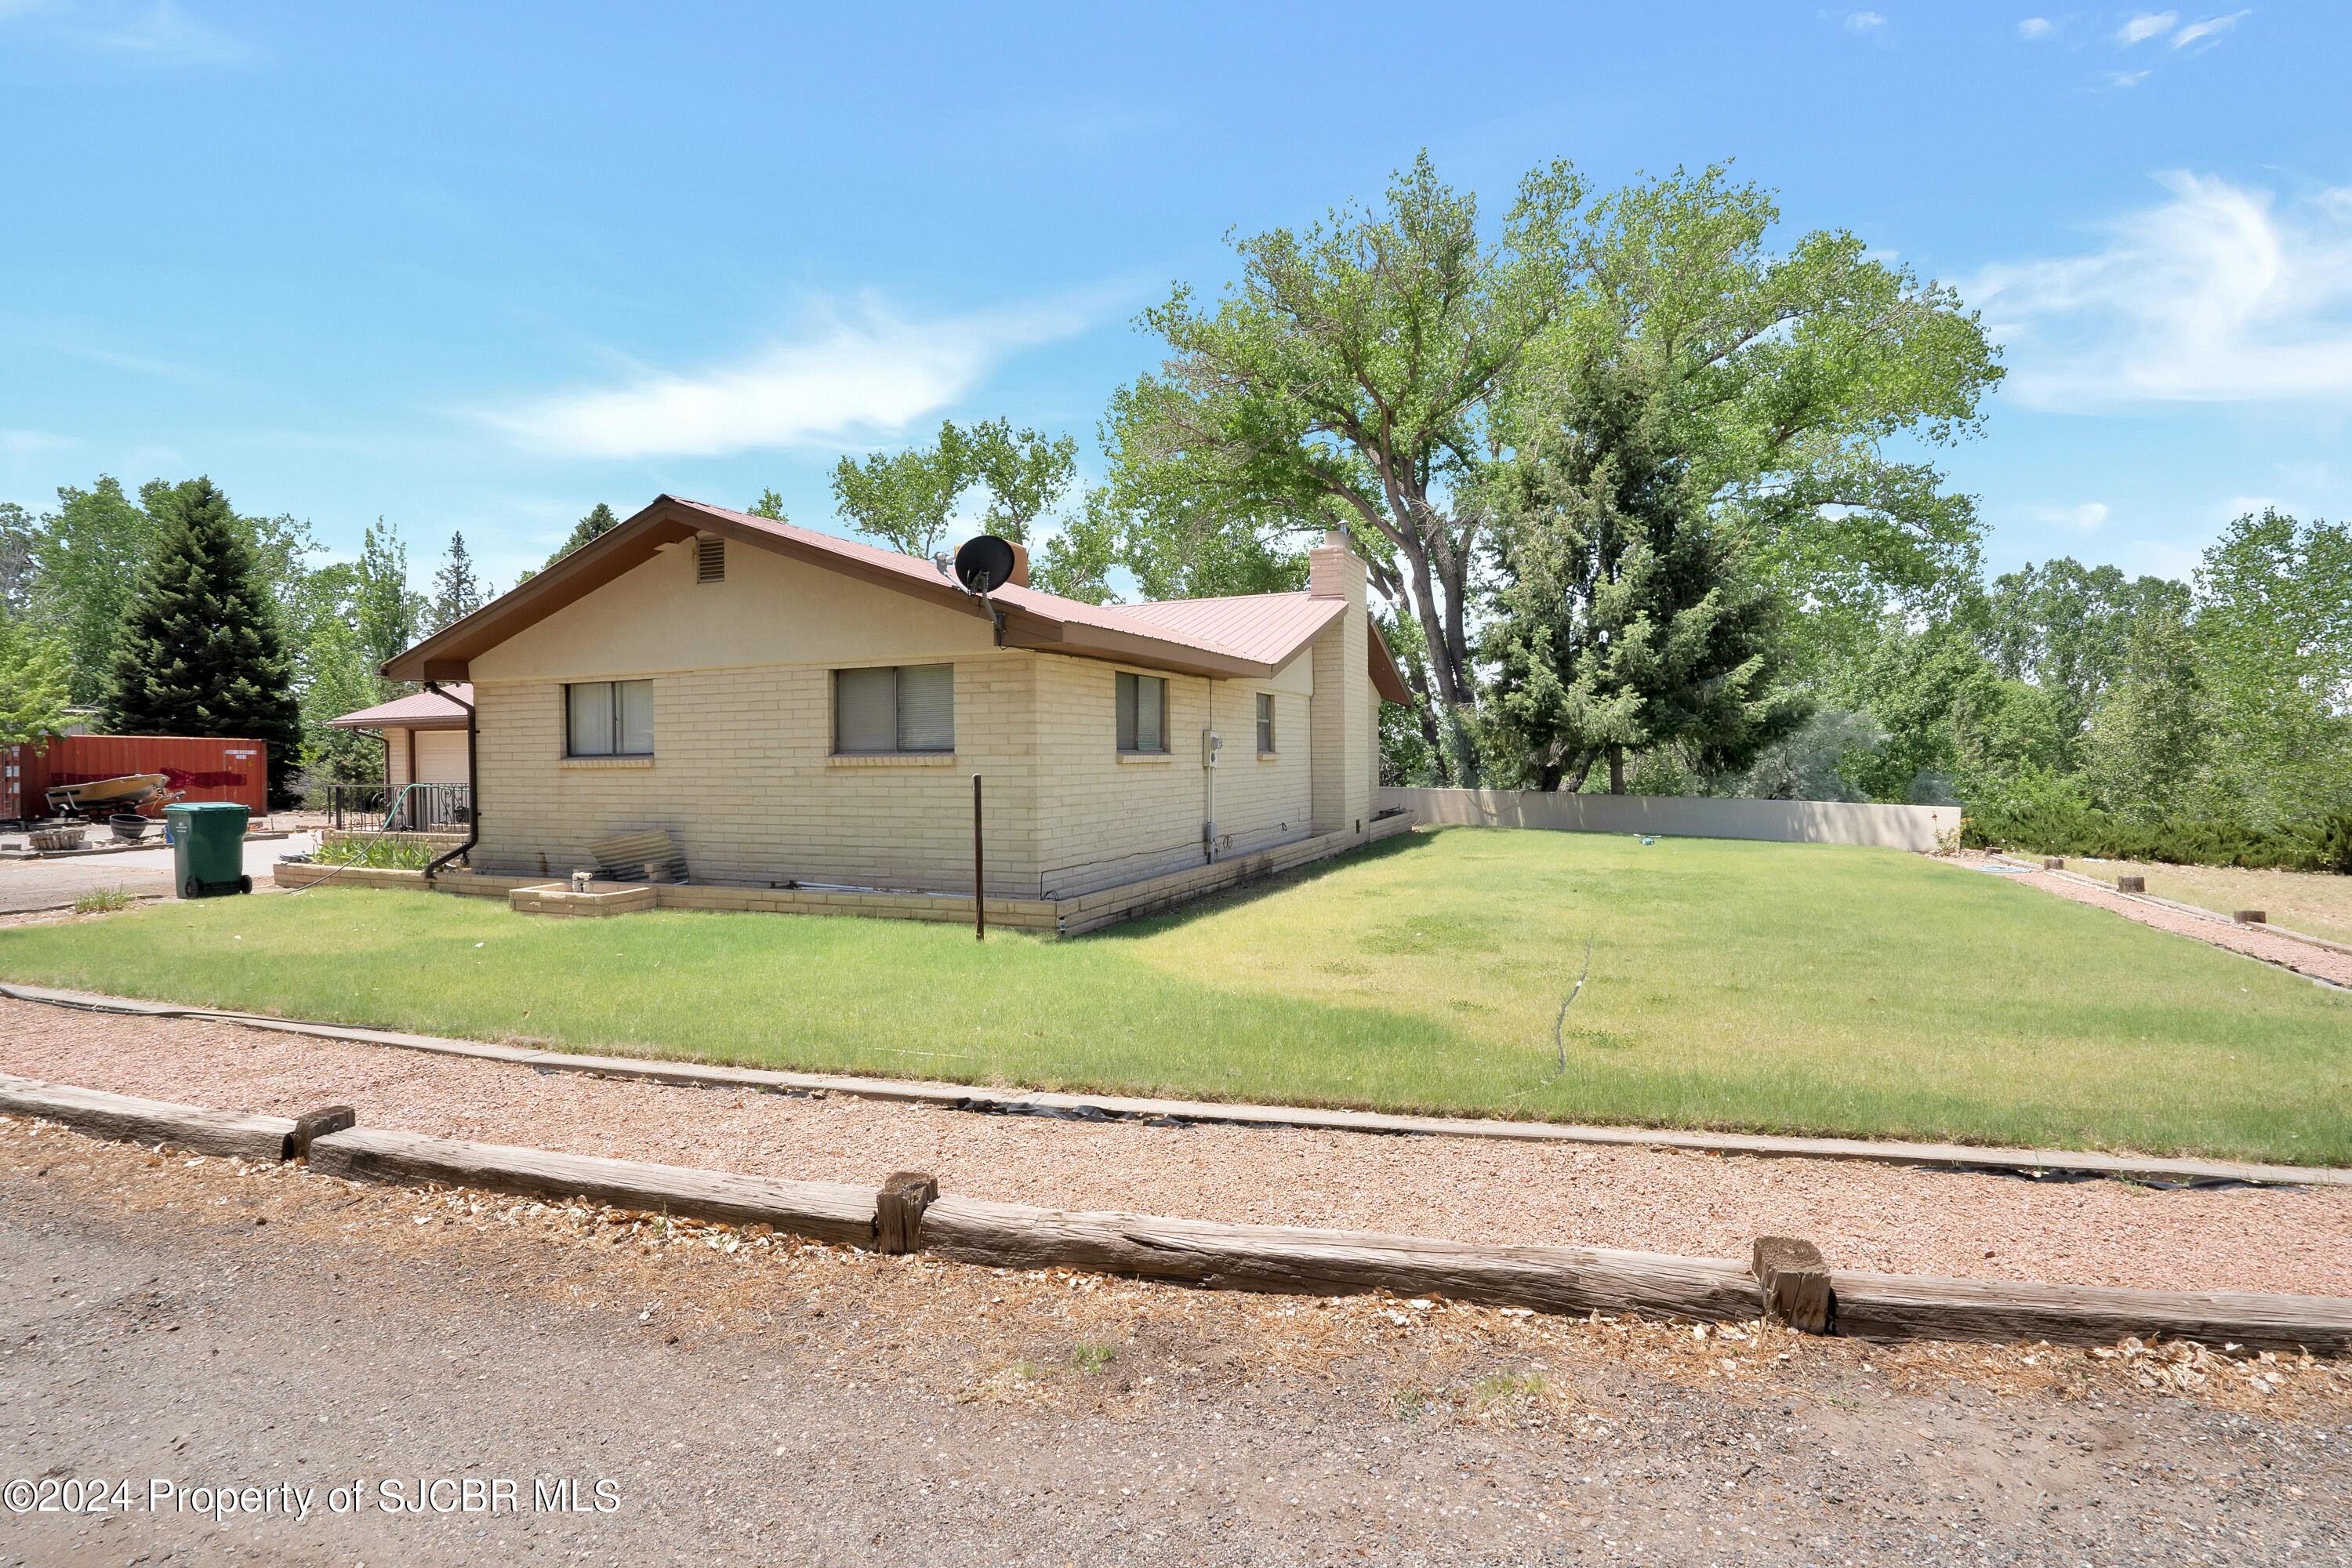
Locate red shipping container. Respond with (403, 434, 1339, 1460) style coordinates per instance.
(5, 734, 268, 820)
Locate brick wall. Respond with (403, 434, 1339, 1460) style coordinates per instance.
(459, 528, 1381, 898)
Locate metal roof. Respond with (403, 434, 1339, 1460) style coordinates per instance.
(382, 497, 1412, 702)
(328, 684, 473, 730)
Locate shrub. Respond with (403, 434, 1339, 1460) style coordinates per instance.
(2316, 813, 2352, 877)
(1962, 792, 2327, 871)
(310, 832, 434, 871)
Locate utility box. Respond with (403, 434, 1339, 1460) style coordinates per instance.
(164, 801, 252, 899)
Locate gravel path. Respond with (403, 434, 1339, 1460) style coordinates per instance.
(1975, 856, 2352, 989)
(15, 1120, 2349, 1566)
(7, 996, 2349, 1299)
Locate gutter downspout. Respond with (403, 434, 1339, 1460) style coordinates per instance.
(422, 681, 477, 885)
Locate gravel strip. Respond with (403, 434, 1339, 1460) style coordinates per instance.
(1994, 861, 2352, 987)
(8, 996, 2348, 1301)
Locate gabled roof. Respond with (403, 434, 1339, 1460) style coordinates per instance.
(383, 495, 1413, 702)
(328, 684, 473, 731)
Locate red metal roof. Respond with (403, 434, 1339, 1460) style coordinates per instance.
(328, 684, 473, 730)
(1110, 593, 1345, 667)
(666, 500, 1372, 677)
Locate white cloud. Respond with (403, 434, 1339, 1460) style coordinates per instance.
(2115, 9, 2177, 43)
(2, 1, 253, 65)
(2016, 16, 2055, 38)
(1970, 172, 2352, 409)
(2023, 502, 2111, 531)
(1843, 10, 1886, 32)
(0, 429, 71, 460)
(2105, 69, 2151, 87)
(2172, 9, 2249, 48)
(485, 296, 1100, 460)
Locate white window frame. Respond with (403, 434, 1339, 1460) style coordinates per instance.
(1255, 691, 1276, 754)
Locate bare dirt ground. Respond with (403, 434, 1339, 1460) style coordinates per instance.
(3, 1115, 2348, 1566)
(1950, 854, 2352, 990)
(2061, 858, 2352, 947)
(5, 996, 2350, 1300)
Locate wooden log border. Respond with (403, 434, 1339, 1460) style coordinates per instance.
(6, 1077, 2349, 1356)
(0, 1073, 319, 1163)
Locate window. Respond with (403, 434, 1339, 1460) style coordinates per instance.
(1116, 671, 1167, 753)
(1255, 691, 1276, 754)
(696, 536, 724, 583)
(833, 664, 955, 753)
(566, 679, 654, 757)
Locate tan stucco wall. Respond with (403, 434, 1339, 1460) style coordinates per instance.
(457, 532, 1385, 898)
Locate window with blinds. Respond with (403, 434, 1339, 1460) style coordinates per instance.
(833, 664, 954, 753)
(566, 680, 655, 757)
(1255, 691, 1276, 753)
(1116, 671, 1167, 753)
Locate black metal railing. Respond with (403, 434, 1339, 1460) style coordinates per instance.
(325, 782, 470, 833)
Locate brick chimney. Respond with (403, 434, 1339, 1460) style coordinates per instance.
(1305, 530, 1374, 836)
(1308, 530, 1367, 609)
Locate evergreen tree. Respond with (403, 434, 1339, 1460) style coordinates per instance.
(1483, 364, 1804, 792)
(102, 477, 304, 806)
(430, 532, 487, 630)
(546, 503, 620, 567)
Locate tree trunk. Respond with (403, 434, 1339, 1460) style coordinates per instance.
(1537, 761, 1563, 792)
(1608, 745, 1625, 795)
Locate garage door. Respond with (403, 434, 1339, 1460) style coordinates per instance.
(413, 729, 470, 785)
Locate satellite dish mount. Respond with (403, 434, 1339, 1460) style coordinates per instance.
(949, 535, 1027, 646)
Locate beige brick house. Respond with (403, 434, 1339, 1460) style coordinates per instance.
(373, 497, 1410, 920)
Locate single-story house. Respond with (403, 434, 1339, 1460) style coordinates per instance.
(357, 496, 1412, 923)
(327, 684, 473, 796)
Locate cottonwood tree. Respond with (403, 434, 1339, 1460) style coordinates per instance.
(1108, 153, 1590, 774)
(0, 615, 70, 747)
(103, 477, 304, 804)
(354, 520, 424, 691)
(832, 418, 1080, 557)
(1482, 164, 2001, 789)
(24, 477, 160, 703)
(2190, 508, 2352, 828)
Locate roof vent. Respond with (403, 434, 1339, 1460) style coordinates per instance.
(696, 536, 724, 584)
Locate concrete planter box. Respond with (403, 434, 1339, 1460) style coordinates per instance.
(509, 881, 659, 918)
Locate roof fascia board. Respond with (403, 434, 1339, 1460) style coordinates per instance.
(1367, 626, 1413, 703)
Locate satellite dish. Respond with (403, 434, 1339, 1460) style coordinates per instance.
(953, 535, 1028, 593)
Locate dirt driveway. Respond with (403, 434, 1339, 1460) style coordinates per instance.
(5, 1116, 2347, 1566)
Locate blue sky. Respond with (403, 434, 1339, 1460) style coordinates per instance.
(2, 2, 2347, 595)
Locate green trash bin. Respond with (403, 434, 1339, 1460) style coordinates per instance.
(164, 801, 252, 899)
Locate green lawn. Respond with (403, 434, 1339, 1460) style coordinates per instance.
(2, 828, 2346, 1163)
